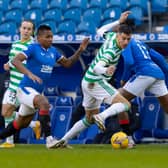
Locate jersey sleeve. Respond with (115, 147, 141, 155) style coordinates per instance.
(22, 44, 34, 58)
(150, 48, 168, 74)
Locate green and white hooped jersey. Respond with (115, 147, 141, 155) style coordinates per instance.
(8, 39, 33, 92)
(84, 32, 122, 83)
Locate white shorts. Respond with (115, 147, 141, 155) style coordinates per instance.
(17, 87, 39, 116)
(2, 89, 19, 107)
(81, 79, 118, 110)
(123, 75, 168, 97)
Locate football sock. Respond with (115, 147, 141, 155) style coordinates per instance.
(39, 110, 51, 137)
(4, 112, 16, 144)
(0, 120, 19, 139)
(99, 103, 129, 120)
(119, 119, 131, 135)
(62, 118, 91, 142)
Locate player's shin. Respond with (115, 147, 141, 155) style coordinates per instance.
(39, 110, 51, 137)
(0, 120, 19, 139)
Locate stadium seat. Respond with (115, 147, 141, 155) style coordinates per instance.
(102, 7, 122, 23)
(30, 0, 49, 11)
(10, 0, 29, 12)
(0, 0, 10, 12)
(108, 0, 128, 11)
(69, 0, 88, 11)
(75, 86, 82, 96)
(55, 96, 73, 106)
(43, 86, 61, 97)
(0, 11, 3, 24)
(63, 8, 82, 25)
(49, 0, 68, 11)
(51, 105, 73, 138)
(128, 6, 144, 26)
(89, 0, 108, 10)
(19, 127, 34, 143)
(5, 9, 22, 26)
(0, 21, 17, 35)
(24, 9, 42, 26)
(57, 20, 76, 35)
(43, 8, 62, 24)
(84, 125, 99, 144)
(74, 96, 82, 107)
(76, 21, 97, 35)
(102, 18, 115, 26)
(39, 20, 57, 34)
(163, 25, 168, 33)
(51, 96, 73, 138)
(140, 96, 164, 130)
(47, 96, 57, 116)
(129, 0, 148, 14)
(83, 7, 102, 27)
(151, 0, 167, 13)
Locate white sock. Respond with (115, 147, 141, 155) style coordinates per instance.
(99, 103, 129, 120)
(62, 119, 88, 142)
(29, 121, 36, 128)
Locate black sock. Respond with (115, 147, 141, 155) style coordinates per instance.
(120, 123, 131, 136)
(39, 115, 51, 137)
(0, 122, 17, 139)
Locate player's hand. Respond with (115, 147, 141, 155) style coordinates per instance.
(27, 72, 42, 84)
(79, 37, 90, 51)
(106, 65, 116, 75)
(119, 11, 131, 24)
(3, 63, 10, 71)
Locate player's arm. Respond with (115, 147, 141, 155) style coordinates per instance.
(150, 49, 168, 73)
(3, 62, 10, 71)
(57, 37, 89, 68)
(97, 11, 131, 37)
(12, 53, 42, 84)
(93, 60, 116, 76)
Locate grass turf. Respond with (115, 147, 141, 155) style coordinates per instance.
(0, 144, 167, 168)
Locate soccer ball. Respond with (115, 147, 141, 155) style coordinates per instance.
(111, 131, 129, 149)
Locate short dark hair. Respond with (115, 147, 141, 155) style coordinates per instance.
(118, 18, 135, 34)
(118, 24, 133, 34)
(36, 25, 51, 36)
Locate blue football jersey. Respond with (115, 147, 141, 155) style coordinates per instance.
(20, 43, 62, 93)
(122, 38, 165, 80)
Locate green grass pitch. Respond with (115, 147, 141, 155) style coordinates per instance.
(0, 144, 168, 168)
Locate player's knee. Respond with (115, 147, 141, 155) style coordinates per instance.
(1, 109, 13, 118)
(39, 99, 50, 110)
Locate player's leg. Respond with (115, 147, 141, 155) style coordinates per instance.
(51, 80, 101, 148)
(118, 76, 157, 147)
(16, 87, 58, 148)
(118, 88, 136, 136)
(32, 93, 58, 148)
(0, 89, 18, 147)
(91, 80, 131, 131)
(0, 105, 34, 141)
(14, 111, 41, 140)
(149, 79, 168, 113)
